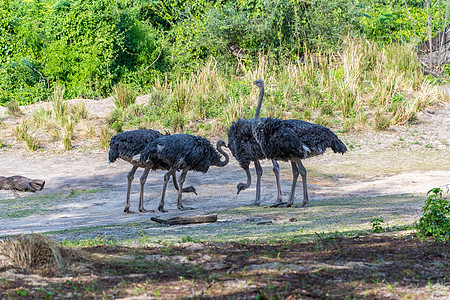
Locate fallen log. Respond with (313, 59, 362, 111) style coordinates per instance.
(150, 214, 217, 225)
(0, 176, 45, 192)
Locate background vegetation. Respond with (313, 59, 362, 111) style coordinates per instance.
(0, 0, 449, 147)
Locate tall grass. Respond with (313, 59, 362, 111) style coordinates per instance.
(62, 116, 75, 151)
(28, 86, 89, 150)
(100, 125, 114, 150)
(52, 85, 66, 120)
(14, 38, 440, 149)
(135, 39, 439, 135)
(15, 120, 40, 151)
(113, 82, 136, 109)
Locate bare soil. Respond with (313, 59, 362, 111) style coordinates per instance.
(0, 96, 449, 299)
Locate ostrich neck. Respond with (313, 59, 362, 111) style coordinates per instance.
(215, 141, 229, 167)
(254, 85, 264, 121)
(252, 84, 265, 146)
(242, 167, 251, 189)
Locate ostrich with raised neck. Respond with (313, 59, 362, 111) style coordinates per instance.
(227, 118, 283, 206)
(251, 79, 347, 207)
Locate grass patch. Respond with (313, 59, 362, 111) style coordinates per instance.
(306, 148, 450, 179)
(45, 194, 423, 247)
(0, 189, 106, 220)
(86, 38, 442, 137)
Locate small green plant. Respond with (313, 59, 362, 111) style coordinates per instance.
(180, 235, 199, 243)
(67, 102, 89, 120)
(314, 114, 331, 127)
(370, 217, 384, 233)
(106, 108, 125, 133)
(25, 134, 40, 151)
(15, 288, 28, 296)
(14, 120, 40, 151)
(0, 139, 9, 149)
(342, 117, 357, 132)
(416, 188, 450, 243)
(320, 103, 334, 116)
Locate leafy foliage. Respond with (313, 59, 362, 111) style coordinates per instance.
(0, 0, 446, 123)
(371, 217, 385, 233)
(203, 0, 360, 67)
(416, 188, 450, 243)
(360, 0, 445, 43)
(0, 0, 165, 103)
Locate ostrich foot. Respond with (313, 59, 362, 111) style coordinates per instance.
(244, 202, 260, 207)
(139, 208, 155, 213)
(270, 201, 288, 208)
(158, 206, 169, 213)
(177, 206, 194, 211)
(124, 208, 136, 214)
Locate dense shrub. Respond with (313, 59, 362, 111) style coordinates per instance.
(0, 0, 165, 103)
(0, 0, 447, 106)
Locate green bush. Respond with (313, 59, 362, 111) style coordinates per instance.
(0, 0, 165, 104)
(203, 0, 360, 66)
(416, 188, 450, 243)
(370, 217, 384, 233)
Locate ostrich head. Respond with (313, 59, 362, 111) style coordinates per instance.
(253, 79, 264, 88)
(236, 182, 246, 194)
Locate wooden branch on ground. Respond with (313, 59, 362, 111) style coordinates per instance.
(150, 214, 218, 225)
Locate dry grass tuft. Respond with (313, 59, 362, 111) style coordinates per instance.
(6, 100, 22, 117)
(113, 82, 136, 109)
(0, 234, 82, 276)
(100, 125, 114, 149)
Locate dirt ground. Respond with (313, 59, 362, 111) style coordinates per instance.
(0, 96, 449, 299)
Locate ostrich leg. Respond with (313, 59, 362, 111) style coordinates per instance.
(254, 160, 263, 205)
(138, 165, 155, 213)
(296, 160, 309, 207)
(278, 160, 300, 208)
(177, 169, 194, 211)
(124, 166, 139, 213)
(158, 169, 172, 212)
(272, 160, 283, 205)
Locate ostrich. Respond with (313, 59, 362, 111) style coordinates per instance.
(252, 79, 347, 207)
(227, 118, 282, 205)
(109, 129, 197, 213)
(135, 134, 229, 212)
